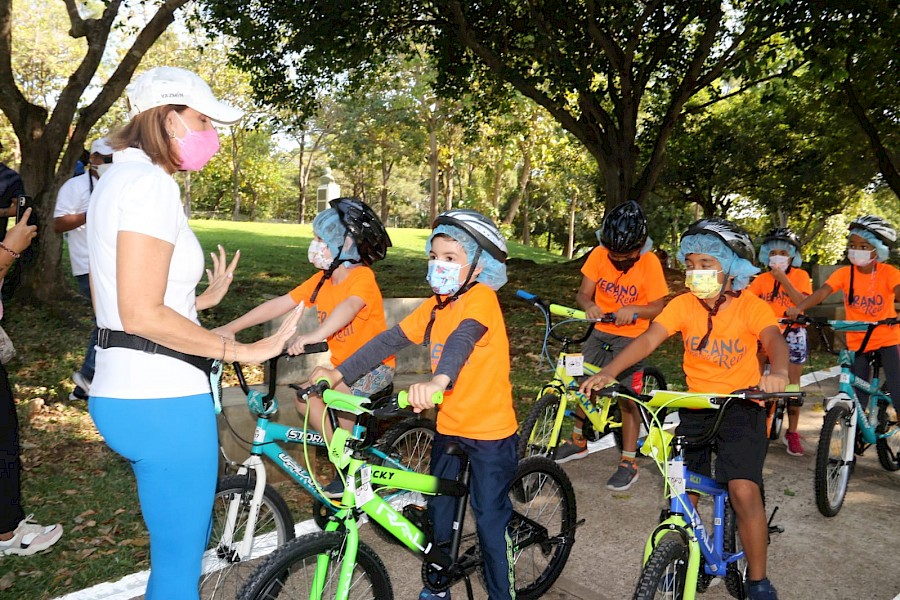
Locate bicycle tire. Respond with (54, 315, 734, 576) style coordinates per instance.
(814, 405, 853, 517)
(632, 536, 689, 600)
(641, 366, 667, 394)
(508, 456, 578, 599)
(237, 530, 392, 600)
(875, 398, 900, 472)
(723, 500, 748, 599)
(201, 474, 296, 600)
(768, 402, 785, 441)
(518, 393, 563, 459)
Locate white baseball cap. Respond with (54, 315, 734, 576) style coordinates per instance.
(126, 67, 244, 125)
(90, 137, 113, 155)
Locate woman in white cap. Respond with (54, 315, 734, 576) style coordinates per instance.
(86, 67, 302, 599)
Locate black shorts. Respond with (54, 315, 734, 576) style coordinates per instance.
(676, 402, 768, 487)
(583, 329, 644, 392)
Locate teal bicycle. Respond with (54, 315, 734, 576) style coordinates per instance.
(237, 382, 579, 600)
(201, 353, 435, 599)
(784, 316, 900, 516)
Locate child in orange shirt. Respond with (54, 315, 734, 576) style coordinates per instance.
(748, 228, 812, 456)
(556, 201, 668, 494)
(311, 210, 518, 600)
(219, 198, 394, 495)
(786, 215, 900, 406)
(580, 217, 789, 600)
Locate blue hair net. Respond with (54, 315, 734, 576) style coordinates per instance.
(676, 233, 759, 291)
(426, 224, 508, 291)
(313, 208, 360, 266)
(758, 240, 802, 268)
(849, 227, 890, 262)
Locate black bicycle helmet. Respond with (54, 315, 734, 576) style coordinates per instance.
(599, 200, 648, 253)
(331, 197, 392, 265)
(849, 215, 897, 248)
(759, 227, 801, 253)
(681, 217, 755, 262)
(432, 209, 507, 262)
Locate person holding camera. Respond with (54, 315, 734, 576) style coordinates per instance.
(54, 137, 114, 400)
(0, 208, 64, 556)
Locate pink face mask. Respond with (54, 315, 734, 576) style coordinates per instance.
(173, 111, 220, 171)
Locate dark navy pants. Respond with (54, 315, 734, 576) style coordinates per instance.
(428, 432, 518, 599)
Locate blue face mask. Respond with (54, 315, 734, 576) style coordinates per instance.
(427, 259, 467, 295)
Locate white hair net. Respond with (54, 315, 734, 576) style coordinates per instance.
(677, 233, 760, 291)
(758, 240, 802, 268)
(313, 208, 360, 266)
(849, 227, 890, 262)
(427, 224, 508, 290)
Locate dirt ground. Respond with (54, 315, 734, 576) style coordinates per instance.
(372, 373, 900, 600)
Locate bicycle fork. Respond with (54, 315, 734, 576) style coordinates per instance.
(643, 519, 702, 600)
(222, 456, 268, 561)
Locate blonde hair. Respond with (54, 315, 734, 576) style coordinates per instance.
(110, 105, 185, 174)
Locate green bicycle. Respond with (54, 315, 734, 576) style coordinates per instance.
(237, 382, 579, 600)
(516, 290, 667, 459)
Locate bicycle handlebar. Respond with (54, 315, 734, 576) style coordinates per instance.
(232, 342, 330, 399)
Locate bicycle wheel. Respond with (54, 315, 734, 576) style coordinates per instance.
(518, 393, 563, 459)
(201, 474, 296, 600)
(875, 398, 900, 472)
(632, 536, 689, 600)
(237, 531, 392, 600)
(508, 456, 578, 599)
(368, 417, 436, 544)
(768, 402, 785, 441)
(723, 500, 747, 599)
(641, 366, 667, 394)
(814, 405, 853, 517)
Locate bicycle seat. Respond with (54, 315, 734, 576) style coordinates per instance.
(442, 442, 467, 457)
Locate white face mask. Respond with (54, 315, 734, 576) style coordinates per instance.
(685, 269, 723, 299)
(308, 239, 333, 270)
(95, 163, 112, 178)
(427, 259, 468, 296)
(768, 255, 790, 271)
(847, 248, 874, 267)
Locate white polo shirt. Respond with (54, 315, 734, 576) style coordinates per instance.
(87, 147, 208, 399)
(54, 171, 96, 276)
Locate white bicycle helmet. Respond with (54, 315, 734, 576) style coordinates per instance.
(432, 209, 508, 263)
(849, 215, 896, 249)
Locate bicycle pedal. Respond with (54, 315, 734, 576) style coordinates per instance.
(768, 524, 784, 535)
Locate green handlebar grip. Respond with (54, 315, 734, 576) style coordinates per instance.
(397, 390, 444, 409)
(549, 304, 586, 320)
(315, 376, 332, 388)
(785, 384, 800, 393)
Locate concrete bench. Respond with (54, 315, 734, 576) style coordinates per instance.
(216, 297, 432, 482)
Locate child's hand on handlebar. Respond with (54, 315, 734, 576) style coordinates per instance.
(407, 376, 449, 413)
(287, 333, 320, 355)
(758, 372, 789, 394)
(579, 372, 617, 395)
(614, 306, 637, 326)
(308, 366, 343, 389)
(784, 307, 801, 319)
(584, 304, 605, 321)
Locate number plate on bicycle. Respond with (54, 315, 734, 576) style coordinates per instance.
(565, 354, 585, 376)
(352, 464, 375, 505)
(666, 459, 686, 496)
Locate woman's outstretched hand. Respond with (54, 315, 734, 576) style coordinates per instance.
(197, 245, 240, 310)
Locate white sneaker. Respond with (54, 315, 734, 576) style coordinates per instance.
(0, 515, 63, 556)
(72, 372, 91, 395)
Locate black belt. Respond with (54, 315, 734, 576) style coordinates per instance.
(97, 329, 214, 376)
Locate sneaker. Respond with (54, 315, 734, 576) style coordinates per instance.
(72, 372, 91, 395)
(783, 431, 804, 457)
(606, 459, 639, 491)
(746, 577, 779, 600)
(0, 515, 63, 556)
(554, 438, 588, 464)
(419, 589, 450, 600)
(323, 475, 344, 499)
(68, 386, 88, 402)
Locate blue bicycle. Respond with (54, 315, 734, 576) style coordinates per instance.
(611, 387, 798, 600)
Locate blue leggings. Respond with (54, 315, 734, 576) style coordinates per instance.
(90, 394, 218, 600)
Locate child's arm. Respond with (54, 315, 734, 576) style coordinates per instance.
(407, 319, 487, 412)
(218, 294, 300, 338)
(310, 325, 412, 388)
(579, 323, 669, 393)
(287, 296, 364, 354)
(771, 269, 808, 307)
(614, 298, 665, 326)
(758, 325, 789, 393)
(785, 284, 834, 318)
(575, 276, 605, 320)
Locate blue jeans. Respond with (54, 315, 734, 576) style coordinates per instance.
(75, 274, 97, 381)
(90, 394, 218, 599)
(428, 432, 518, 599)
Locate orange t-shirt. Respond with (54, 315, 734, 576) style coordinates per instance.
(580, 247, 668, 338)
(654, 292, 779, 394)
(289, 266, 395, 369)
(747, 268, 813, 328)
(824, 264, 900, 352)
(399, 284, 518, 440)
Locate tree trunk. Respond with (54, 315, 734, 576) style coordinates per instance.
(504, 149, 531, 225)
(521, 194, 530, 245)
(566, 197, 576, 259)
(429, 116, 439, 223)
(183, 172, 192, 217)
(842, 77, 900, 199)
(231, 132, 241, 220)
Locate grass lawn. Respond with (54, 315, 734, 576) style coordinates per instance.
(1, 219, 831, 599)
